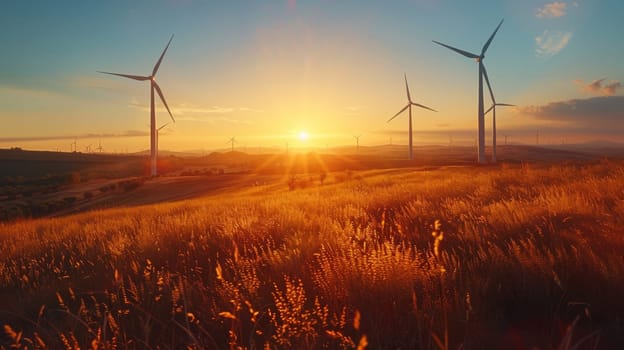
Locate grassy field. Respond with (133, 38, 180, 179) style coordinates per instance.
(1, 160, 624, 349)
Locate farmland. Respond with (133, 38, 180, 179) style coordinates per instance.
(1, 157, 624, 349)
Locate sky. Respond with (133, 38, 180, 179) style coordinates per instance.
(1, 0, 623, 153)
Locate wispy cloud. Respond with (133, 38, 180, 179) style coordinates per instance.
(128, 101, 260, 124)
(536, 2, 568, 18)
(535, 30, 572, 57)
(344, 105, 364, 116)
(0, 130, 149, 143)
(575, 78, 623, 96)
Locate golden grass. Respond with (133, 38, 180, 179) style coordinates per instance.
(1, 160, 624, 349)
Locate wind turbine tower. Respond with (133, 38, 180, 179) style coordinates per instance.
(433, 19, 504, 164)
(228, 137, 236, 152)
(387, 74, 437, 160)
(354, 135, 362, 152)
(98, 35, 176, 177)
(156, 123, 169, 158)
(483, 76, 514, 163)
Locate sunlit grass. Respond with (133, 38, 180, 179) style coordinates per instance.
(1, 160, 623, 349)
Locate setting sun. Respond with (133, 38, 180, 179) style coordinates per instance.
(298, 131, 309, 141)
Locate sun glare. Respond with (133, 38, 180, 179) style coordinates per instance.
(298, 131, 309, 141)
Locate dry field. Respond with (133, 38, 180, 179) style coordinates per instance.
(1, 160, 624, 349)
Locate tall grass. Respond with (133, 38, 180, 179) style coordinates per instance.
(1, 161, 623, 349)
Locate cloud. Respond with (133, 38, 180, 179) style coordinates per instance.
(127, 101, 260, 124)
(575, 78, 623, 96)
(175, 115, 254, 125)
(517, 96, 624, 129)
(536, 2, 567, 18)
(130, 101, 261, 115)
(535, 30, 572, 57)
(344, 105, 364, 116)
(0, 130, 149, 143)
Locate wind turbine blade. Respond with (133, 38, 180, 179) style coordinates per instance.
(482, 64, 496, 105)
(411, 102, 437, 112)
(432, 41, 479, 59)
(158, 123, 169, 131)
(97, 71, 150, 81)
(485, 105, 495, 115)
(496, 103, 515, 107)
(152, 34, 174, 76)
(404, 74, 411, 102)
(153, 82, 175, 123)
(481, 19, 504, 55)
(387, 104, 409, 122)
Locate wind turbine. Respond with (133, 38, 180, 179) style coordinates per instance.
(96, 140, 103, 153)
(483, 76, 514, 164)
(98, 35, 176, 177)
(433, 19, 504, 164)
(353, 134, 362, 152)
(387, 74, 437, 160)
(156, 123, 169, 158)
(227, 137, 236, 152)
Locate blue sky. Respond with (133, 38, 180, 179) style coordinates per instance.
(1, 0, 622, 152)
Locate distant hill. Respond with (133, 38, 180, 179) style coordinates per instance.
(0, 148, 147, 179)
(3, 143, 622, 181)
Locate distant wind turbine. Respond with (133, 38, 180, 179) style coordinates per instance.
(98, 35, 176, 177)
(387, 74, 437, 160)
(228, 137, 237, 152)
(353, 134, 362, 152)
(483, 75, 514, 164)
(96, 140, 103, 153)
(433, 19, 504, 164)
(156, 123, 169, 158)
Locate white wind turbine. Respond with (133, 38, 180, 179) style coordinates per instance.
(98, 35, 176, 176)
(483, 77, 514, 163)
(387, 74, 437, 160)
(433, 19, 504, 164)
